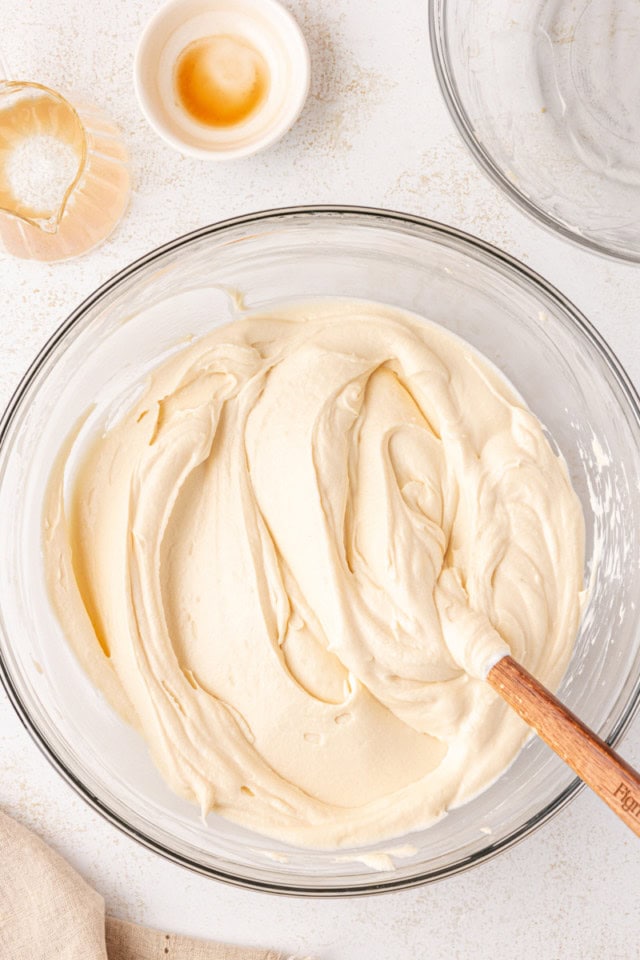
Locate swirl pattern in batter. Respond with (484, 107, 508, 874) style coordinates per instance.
(43, 300, 584, 847)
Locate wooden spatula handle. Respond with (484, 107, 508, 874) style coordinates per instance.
(488, 655, 640, 837)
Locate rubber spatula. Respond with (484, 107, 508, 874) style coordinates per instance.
(486, 654, 640, 836)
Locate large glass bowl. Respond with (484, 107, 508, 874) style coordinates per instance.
(1, 207, 639, 896)
(429, 0, 640, 262)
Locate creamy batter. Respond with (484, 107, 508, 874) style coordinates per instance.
(43, 300, 585, 848)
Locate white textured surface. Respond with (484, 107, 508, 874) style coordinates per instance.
(0, 1, 638, 957)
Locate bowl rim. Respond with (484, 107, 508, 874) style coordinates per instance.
(427, 0, 640, 265)
(1, 204, 640, 897)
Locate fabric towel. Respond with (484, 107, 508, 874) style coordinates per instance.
(0, 810, 288, 960)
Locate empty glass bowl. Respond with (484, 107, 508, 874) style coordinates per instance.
(1, 207, 639, 895)
(430, 0, 640, 261)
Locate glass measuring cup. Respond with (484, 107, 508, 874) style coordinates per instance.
(0, 79, 130, 261)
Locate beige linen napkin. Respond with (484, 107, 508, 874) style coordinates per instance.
(0, 811, 288, 960)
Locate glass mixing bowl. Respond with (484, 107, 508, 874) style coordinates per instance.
(1, 207, 639, 896)
(429, 0, 640, 262)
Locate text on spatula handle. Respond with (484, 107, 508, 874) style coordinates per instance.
(614, 782, 640, 820)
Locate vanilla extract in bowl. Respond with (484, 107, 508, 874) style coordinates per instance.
(174, 34, 270, 128)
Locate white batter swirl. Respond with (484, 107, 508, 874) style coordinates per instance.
(44, 300, 584, 847)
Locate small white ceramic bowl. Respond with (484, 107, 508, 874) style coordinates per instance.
(134, 0, 310, 160)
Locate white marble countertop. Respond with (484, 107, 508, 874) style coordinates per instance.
(1, 1, 638, 957)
